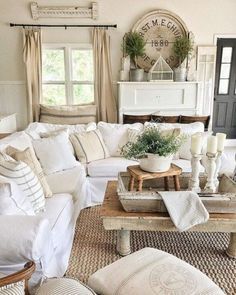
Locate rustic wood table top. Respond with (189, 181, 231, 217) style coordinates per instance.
(100, 181, 236, 221)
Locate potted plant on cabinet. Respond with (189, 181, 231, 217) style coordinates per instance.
(121, 127, 185, 172)
(173, 36, 193, 82)
(123, 31, 146, 81)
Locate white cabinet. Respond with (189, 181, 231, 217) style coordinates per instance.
(118, 82, 203, 123)
(0, 113, 17, 133)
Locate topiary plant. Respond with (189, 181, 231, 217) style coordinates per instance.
(173, 36, 193, 67)
(123, 31, 146, 69)
(121, 127, 185, 160)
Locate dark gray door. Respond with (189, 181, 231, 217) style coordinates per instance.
(213, 38, 236, 138)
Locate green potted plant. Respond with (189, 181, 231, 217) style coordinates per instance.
(121, 127, 185, 172)
(123, 31, 146, 81)
(173, 36, 193, 82)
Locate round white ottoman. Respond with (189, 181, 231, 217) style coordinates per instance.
(36, 278, 96, 295)
(88, 247, 224, 295)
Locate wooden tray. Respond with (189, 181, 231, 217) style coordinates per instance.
(117, 172, 236, 214)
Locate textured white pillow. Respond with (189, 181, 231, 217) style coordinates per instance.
(33, 132, 79, 175)
(0, 281, 24, 294)
(0, 153, 45, 214)
(144, 122, 204, 160)
(25, 122, 97, 139)
(98, 122, 143, 156)
(0, 131, 33, 152)
(0, 175, 35, 215)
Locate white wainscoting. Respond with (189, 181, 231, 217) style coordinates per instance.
(0, 81, 27, 130)
(118, 81, 203, 123)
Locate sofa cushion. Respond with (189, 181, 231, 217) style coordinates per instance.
(45, 165, 86, 195)
(0, 153, 45, 214)
(88, 247, 224, 295)
(33, 132, 78, 175)
(70, 129, 110, 163)
(0, 175, 35, 216)
(87, 157, 138, 177)
(38, 193, 74, 249)
(98, 122, 143, 156)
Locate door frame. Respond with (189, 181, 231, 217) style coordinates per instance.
(213, 34, 236, 146)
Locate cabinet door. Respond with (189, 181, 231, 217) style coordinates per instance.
(197, 46, 217, 121)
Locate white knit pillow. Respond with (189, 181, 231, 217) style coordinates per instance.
(0, 153, 45, 213)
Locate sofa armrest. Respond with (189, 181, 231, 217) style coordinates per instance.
(0, 215, 54, 272)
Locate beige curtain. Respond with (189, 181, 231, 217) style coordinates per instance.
(92, 28, 117, 123)
(23, 29, 42, 123)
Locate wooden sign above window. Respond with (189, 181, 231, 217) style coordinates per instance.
(132, 9, 188, 71)
(31, 2, 98, 20)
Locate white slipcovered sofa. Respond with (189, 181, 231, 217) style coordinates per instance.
(0, 120, 234, 292)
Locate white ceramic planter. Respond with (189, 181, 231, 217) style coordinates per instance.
(139, 153, 173, 173)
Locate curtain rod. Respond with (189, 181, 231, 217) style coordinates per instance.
(10, 23, 117, 29)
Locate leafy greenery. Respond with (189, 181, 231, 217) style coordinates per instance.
(173, 37, 193, 67)
(123, 31, 146, 68)
(121, 127, 185, 159)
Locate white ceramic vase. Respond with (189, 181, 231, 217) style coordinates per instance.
(139, 153, 173, 173)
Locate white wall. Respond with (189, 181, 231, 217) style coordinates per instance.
(0, 0, 236, 129)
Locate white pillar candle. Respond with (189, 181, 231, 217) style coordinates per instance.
(216, 133, 226, 152)
(191, 134, 203, 154)
(207, 136, 217, 154)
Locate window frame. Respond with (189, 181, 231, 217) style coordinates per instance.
(42, 43, 94, 106)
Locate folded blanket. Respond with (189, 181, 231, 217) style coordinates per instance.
(159, 191, 209, 232)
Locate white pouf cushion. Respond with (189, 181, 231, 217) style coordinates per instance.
(36, 278, 96, 295)
(88, 248, 224, 295)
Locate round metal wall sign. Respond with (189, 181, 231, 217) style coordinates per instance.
(132, 9, 188, 71)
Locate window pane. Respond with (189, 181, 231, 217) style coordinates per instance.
(42, 84, 66, 105)
(73, 84, 94, 104)
(221, 47, 232, 63)
(218, 79, 229, 94)
(220, 64, 231, 78)
(72, 50, 93, 81)
(42, 49, 65, 81)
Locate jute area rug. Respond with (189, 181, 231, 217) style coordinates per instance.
(66, 206, 236, 295)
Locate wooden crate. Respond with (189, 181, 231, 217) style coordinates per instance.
(117, 172, 236, 214)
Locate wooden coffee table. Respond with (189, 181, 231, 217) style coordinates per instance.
(127, 164, 182, 191)
(100, 181, 236, 257)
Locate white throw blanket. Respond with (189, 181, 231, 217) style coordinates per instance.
(159, 191, 209, 232)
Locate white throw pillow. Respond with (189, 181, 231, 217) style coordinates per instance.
(25, 122, 97, 140)
(0, 153, 45, 214)
(0, 131, 33, 152)
(98, 122, 143, 156)
(0, 175, 35, 215)
(33, 132, 79, 175)
(70, 129, 110, 163)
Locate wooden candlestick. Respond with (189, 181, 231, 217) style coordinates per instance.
(214, 151, 222, 191)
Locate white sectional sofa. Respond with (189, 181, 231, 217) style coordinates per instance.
(0, 120, 234, 291)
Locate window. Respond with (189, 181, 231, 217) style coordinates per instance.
(42, 44, 94, 106)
